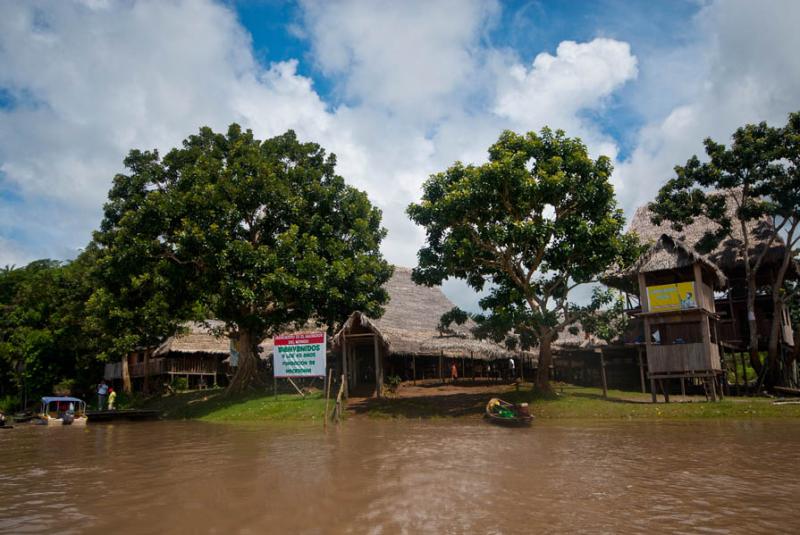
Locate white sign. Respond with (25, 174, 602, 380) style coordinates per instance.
(273, 332, 326, 377)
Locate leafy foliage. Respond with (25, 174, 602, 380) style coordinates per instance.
(437, 306, 470, 335)
(408, 128, 638, 390)
(0, 258, 101, 407)
(649, 111, 800, 381)
(93, 124, 392, 391)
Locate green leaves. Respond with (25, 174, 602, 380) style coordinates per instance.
(91, 124, 391, 388)
(408, 127, 635, 363)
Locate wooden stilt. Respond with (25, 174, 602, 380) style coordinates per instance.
(637, 347, 646, 394)
(662, 380, 670, 403)
(650, 378, 657, 403)
(680, 377, 686, 398)
(413, 353, 416, 385)
(439, 350, 443, 384)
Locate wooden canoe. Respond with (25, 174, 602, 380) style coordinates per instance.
(485, 398, 533, 426)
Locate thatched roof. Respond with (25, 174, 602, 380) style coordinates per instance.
(629, 190, 789, 277)
(332, 267, 515, 360)
(630, 234, 727, 287)
(154, 320, 230, 356)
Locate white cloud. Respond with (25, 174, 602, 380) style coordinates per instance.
(614, 0, 800, 214)
(299, 0, 499, 120)
(10, 0, 795, 313)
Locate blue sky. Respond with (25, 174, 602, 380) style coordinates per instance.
(1, 0, 799, 310)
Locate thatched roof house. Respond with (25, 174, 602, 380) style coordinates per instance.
(332, 267, 513, 360)
(630, 234, 727, 288)
(154, 320, 230, 356)
(627, 191, 793, 283)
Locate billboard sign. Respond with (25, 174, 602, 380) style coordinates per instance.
(646, 281, 697, 312)
(273, 332, 326, 377)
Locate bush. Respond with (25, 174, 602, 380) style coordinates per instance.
(385, 375, 402, 393)
(0, 395, 17, 413)
(53, 378, 76, 396)
(172, 377, 189, 391)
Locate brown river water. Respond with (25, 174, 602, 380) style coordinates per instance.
(1, 419, 798, 534)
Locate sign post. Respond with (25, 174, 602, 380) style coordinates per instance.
(273, 332, 327, 378)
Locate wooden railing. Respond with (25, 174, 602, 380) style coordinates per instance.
(130, 358, 166, 378)
(105, 357, 220, 380)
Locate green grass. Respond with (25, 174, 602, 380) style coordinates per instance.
(140, 389, 329, 422)
(501, 385, 800, 420)
(136, 384, 800, 423)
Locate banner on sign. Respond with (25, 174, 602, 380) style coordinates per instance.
(647, 281, 696, 312)
(273, 332, 326, 377)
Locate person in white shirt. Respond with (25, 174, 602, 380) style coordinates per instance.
(97, 380, 109, 411)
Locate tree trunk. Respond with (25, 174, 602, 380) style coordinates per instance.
(746, 277, 762, 374)
(122, 355, 132, 394)
(536, 333, 554, 394)
(226, 329, 264, 395)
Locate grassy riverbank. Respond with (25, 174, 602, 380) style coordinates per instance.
(352, 382, 800, 420)
(135, 383, 800, 422)
(140, 389, 327, 422)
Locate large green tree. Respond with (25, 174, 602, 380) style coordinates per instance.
(93, 124, 392, 393)
(408, 128, 638, 392)
(0, 257, 100, 407)
(650, 112, 800, 383)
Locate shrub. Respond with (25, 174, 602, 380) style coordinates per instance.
(53, 378, 76, 396)
(172, 377, 189, 391)
(385, 375, 402, 393)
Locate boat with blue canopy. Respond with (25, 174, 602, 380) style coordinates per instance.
(37, 396, 88, 426)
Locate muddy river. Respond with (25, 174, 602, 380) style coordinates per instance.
(1, 419, 798, 534)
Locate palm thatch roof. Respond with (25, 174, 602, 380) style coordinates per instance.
(153, 320, 230, 356)
(629, 190, 789, 277)
(630, 234, 727, 287)
(332, 267, 515, 360)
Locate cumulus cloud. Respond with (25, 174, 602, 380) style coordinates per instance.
(614, 0, 800, 213)
(0, 0, 331, 262)
(4, 0, 796, 312)
(299, 0, 499, 120)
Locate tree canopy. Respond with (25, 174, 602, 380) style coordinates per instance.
(649, 111, 800, 383)
(408, 128, 639, 391)
(93, 124, 392, 392)
(0, 257, 100, 408)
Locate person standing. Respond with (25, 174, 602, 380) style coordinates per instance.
(97, 380, 109, 411)
(107, 387, 117, 411)
(509, 357, 516, 379)
(450, 361, 458, 384)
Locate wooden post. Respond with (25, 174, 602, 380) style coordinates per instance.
(680, 377, 686, 398)
(637, 346, 646, 394)
(373, 334, 382, 399)
(342, 334, 349, 400)
(471, 351, 475, 382)
(650, 378, 657, 403)
(324, 367, 333, 429)
(439, 350, 443, 384)
(661, 379, 670, 403)
(333, 374, 345, 423)
(412, 353, 416, 385)
(599, 349, 608, 399)
(740, 352, 748, 394)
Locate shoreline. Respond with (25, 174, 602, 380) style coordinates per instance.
(133, 382, 800, 423)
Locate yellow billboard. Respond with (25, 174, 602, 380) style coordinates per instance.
(646, 281, 697, 312)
